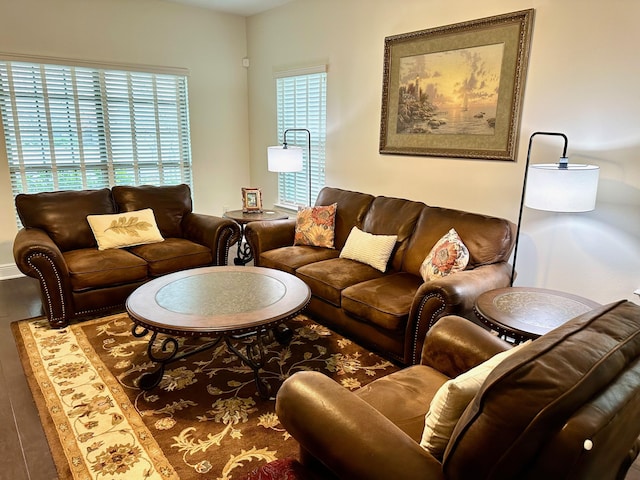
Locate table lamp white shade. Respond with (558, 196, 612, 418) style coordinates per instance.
(525, 163, 600, 212)
(267, 145, 304, 173)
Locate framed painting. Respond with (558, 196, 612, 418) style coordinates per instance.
(242, 187, 263, 213)
(379, 9, 534, 161)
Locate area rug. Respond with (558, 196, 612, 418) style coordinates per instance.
(13, 313, 399, 480)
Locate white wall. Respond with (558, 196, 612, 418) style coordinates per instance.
(0, 0, 250, 272)
(246, 0, 640, 305)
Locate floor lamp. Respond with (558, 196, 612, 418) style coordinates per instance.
(267, 128, 312, 207)
(510, 131, 600, 286)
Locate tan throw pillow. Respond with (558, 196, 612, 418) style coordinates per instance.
(419, 341, 531, 459)
(339, 226, 397, 272)
(294, 203, 337, 248)
(420, 228, 470, 282)
(87, 208, 164, 250)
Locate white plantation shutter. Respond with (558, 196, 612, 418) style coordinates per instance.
(275, 68, 326, 207)
(0, 59, 192, 198)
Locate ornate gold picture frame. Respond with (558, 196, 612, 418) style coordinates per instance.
(379, 9, 534, 161)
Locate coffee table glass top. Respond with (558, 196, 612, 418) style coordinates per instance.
(156, 271, 286, 316)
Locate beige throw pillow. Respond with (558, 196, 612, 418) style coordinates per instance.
(87, 208, 164, 250)
(419, 340, 531, 459)
(339, 226, 397, 272)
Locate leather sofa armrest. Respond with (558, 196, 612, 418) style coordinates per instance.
(13, 228, 72, 328)
(181, 213, 241, 265)
(13, 228, 68, 278)
(276, 371, 444, 480)
(420, 315, 510, 378)
(405, 262, 512, 364)
(245, 218, 296, 266)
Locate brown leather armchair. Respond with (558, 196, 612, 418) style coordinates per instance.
(275, 300, 640, 480)
(13, 184, 240, 328)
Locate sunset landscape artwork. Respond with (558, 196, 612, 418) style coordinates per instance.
(396, 43, 504, 135)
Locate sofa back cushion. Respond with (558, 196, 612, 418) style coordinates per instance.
(443, 301, 640, 480)
(15, 188, 116, 252)
(402, 206, 516, 277)
(361, 196, 425, 272)
(112, 184, 192, 238)
(314, 187, 375, 250)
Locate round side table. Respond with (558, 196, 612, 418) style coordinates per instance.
(223, 209, 288, 265)
(474, 287, 601, 344)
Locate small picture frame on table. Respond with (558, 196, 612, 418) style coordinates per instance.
(242, 187, 263, 213)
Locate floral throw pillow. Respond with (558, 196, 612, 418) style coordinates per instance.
(294, 203, 337, 248)
(419, 228, 470, 281)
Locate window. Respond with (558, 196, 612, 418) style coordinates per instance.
(275, 68, 326, 208)
(0, 59, 192, 199)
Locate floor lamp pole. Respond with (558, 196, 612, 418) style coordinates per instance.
(283, 128, 312, 206)
(511, 131, 568, 286)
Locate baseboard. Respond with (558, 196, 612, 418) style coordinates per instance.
(0, 263, 24, 280)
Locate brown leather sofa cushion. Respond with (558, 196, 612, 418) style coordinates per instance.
(341, 272, 423, 331)
(315, 187, 375, 250)
(444, 300, 640, 479)
(64, 248, 148, 290)
(296, 257, 384, 307)
(112, 184, 192, 238)
(402, 206, 516, 276)
(15, 188, 116, 252)
(260, 245, 340, 275)
(355, 364, 449, 442)
(361, 196, 424, 272)
(129, 238, 212, 276)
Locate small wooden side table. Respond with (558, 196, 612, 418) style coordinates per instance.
(474, 287, 601, 344)
(223, 209, 288, 265)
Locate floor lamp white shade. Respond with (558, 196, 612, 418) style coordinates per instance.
(525, 164, 600, 212)
(267, 145, 304, 173)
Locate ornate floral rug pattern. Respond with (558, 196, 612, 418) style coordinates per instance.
(13, 313, 398, 480)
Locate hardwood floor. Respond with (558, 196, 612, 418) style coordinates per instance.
(0, 276, 56, 480)
(1, 275, 640, 480)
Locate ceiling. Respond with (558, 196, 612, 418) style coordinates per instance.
(163, 0, 295, 16)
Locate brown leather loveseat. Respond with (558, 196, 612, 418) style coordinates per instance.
(246, 187, 516, 365)
(13, 184, 240, 328)
(276, 300, 640, 480)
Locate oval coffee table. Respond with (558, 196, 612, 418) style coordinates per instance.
(126, 266, 310, 398)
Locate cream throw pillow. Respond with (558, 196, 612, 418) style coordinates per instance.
(87, 208, 164, 250)
(339, 226, 397, 272)
(420, 340, 531, 459)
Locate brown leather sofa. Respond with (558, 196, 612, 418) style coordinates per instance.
(13, 184, 240, 328)
(275, 300, 640, 480)
(246, 187, 516, 365)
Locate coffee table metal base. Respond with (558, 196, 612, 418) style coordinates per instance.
(132, 323, 292, 398)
